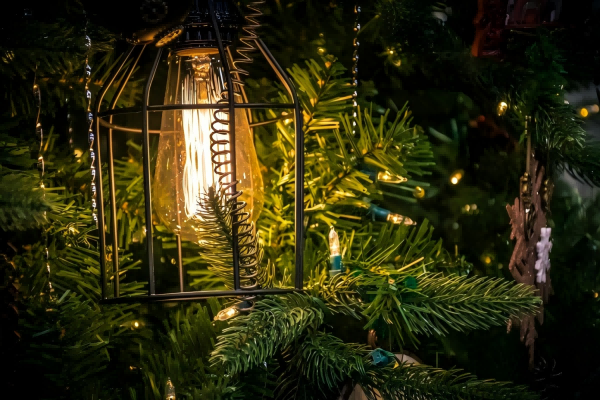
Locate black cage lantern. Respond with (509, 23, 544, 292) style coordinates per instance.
(94, 0, 304, 303)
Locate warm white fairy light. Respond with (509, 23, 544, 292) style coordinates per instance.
(377, 171, 408, 184)
(215, 306, 239, 321)
(329, 226, 341, 257)
(165, 377, 176, 400)
(387, 213, 416, 226)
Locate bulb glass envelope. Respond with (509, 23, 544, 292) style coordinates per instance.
(93, 7, 303, 303)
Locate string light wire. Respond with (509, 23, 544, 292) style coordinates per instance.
(33, 68, 53, 297)
(352, 2, 361, 135)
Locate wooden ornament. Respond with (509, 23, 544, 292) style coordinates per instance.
(506, 155, 553, 368)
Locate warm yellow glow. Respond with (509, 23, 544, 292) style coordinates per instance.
(180, 58, 225, 219)
(215, 306, 239, 321)
(377, 171, 407, 184)
(329, 226, 340, 256)
(595, 292, 599, 299)
(497, 101, 508, 116)
(484, 256, 492, 265)
(133, 321, 140, 328)
(580, 108, 589, 118)
(387, 213, 416, 225)
(592, 104, 600, 113)
(154, 53, 264, 241)
(413, 186, 425, 199)
(450, 170, 463, 185)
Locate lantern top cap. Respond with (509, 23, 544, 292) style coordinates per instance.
(166, 0, 243, 53)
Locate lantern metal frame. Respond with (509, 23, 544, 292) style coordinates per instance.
(94, 5, 304, 304)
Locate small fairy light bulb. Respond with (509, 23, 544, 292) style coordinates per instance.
(329, 226, 343, 277)
(413, 186, 425, 199)
(450, 170, 464, 185)
(580, 108, 589, 118)
(215, 306, 239, 321)
(165, 377, 176, 400)
(377, 171, 408, 184)
(497, 101, 508, 116)
(387, 213, 417, 226)
(132, 321, 140, 329)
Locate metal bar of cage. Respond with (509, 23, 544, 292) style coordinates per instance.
(100, 288, 301, 304)
(108, 45, 147, 297)
(209, 0, 241, 291)
(142, 47, 164, 296)
(94, 45, 136, 300)
(98, 103, 296, 117)
(255, 38, 305, 290)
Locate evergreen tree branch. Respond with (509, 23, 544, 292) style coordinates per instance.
(276, 332, 369, 399)
(0, 173, 54, 231)
(275, 331, 538, 400)
(210, 293, 325, 375)
(362, 272, 541, 346)
(363, 364, 540, 400)
(191, 184, 272, 290)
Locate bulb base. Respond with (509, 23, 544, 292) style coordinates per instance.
(329, 254, 343, 278)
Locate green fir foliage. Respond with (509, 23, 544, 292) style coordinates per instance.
(0, 2, 554, 399)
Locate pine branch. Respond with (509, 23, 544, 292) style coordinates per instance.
(17, 291, 142, 399)
(276, 332, 369, 399)
(190, 184, 272, 290)
(138, 301, 233, 399)
(193, 185, 235, 288)
(362, 272, 541, 346)
(210, 293, 325, 375)
(287, 58, 353, 133)
(363, 364, 540, 400)
(275, 331, 538, 400)
(307, 271, 364, 319)
(0, 173, 54, 231)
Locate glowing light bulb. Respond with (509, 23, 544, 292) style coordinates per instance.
(413, 186, 425, 199)
(497, 101, 508, 116)
(329, 226, 340, 257)
(329, 226, 343, 277)
(154, 51, 264, 241)
(165, 377, 176, 400)
(450, 170, 463, 185)
(387, 213, 416, 225)
(132, 321, 140, 329)
(215, 306, 239, 321)
(377, 171, 408, 184)
(580, 108, 589, 118)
